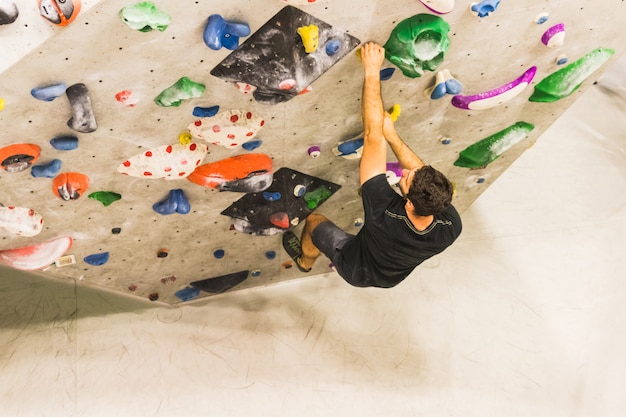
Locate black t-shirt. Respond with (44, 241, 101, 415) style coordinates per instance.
(338, 174, 462, 288)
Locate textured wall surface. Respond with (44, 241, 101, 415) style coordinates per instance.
(0, 0, 624, 304)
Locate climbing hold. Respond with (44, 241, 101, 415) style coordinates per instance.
(387, 104, 401, 122)
(424, 69, 462, 99)
(0, 98, 4, 111)
(117, 142, 208, 180)
(84, 252, 109, 266)
(148, 293, 159, 302)
(160, 275, 176, 285)
(384, 14, 450, 78)
(263, 191, 282, 202)
(187, 109, 265, 149)
(265, 250, 276, 260)
(203, 14, 250, 50)
(115, 90, 139, 107)
(333, 136, 363, 159)
(50, 135, 78, 151)
(385, 162, 403, 185)
(454, 122, 535, 168)
(153, 189, 190, 215)
(269, 212, 290, 229)
(452, 66, 536, 110)
(251, 269, 261, 277)
(290, 217, 300, 227)
(293, 184, 306, 197)
(325, 39, 341, 56)
(31, 159, 62, 178)
(242, 139, 263, 151)
(31, 82, 67, 101)
(111, 227, 121, 234)
(304, 186, 331, 210)
(190, 270, 249, 294)
(556, 54, 568, 65)
(88, 191, 121, 207)
(354, 218, 364, 227)
(0, 236, 72, 270)
(66, 83, 97, 133)
(213, 249, 225, 259)
(0, 205, 44, 237)
(157, 248, 168, 258)
(440, 137, 452, 145)
(308, 146, 321, 158)
(297, 24, 319, 53)
(541, 23, 565, 47)
(476, 177, 486, 184)
(175, 287, 201, 302)
(0, 0, 18, 25)
(53, 172, 89, 200)
(279, 79, 296, 91)
(529, 48, 615, 102)
(235, 82, 257, 95)
(0, 143, 41, 172)
(470, 0, 501, 17)
(178, 132, 192, 145)
(188, 153, 273, 193)
(119, 1, 170, 32)
(38, 0, 81, 26)
(192, 105, 219, 118)
(380, 67, 395, 81)
(535, 12, 549, 24)
(418, 0, 455, 14)
(155, 77, 205, 107)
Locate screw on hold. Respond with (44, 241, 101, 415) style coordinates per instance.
(213, 249, 225, 259)
(157, 248, 168, 258)
(294, 184, 306, 197)
(148, 293, 159, 301)
(308, 145, 321, 158)
(251, 269, 261, 277)
(265, 250, 276, 260)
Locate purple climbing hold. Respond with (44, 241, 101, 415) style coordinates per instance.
(152, 189, 191, 215)
(203, 14, 250, 51)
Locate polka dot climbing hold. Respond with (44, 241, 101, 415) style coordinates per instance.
(0, 143, 41, 172)
(0, 205, 44, 237)
(187, 109, 265, 149)
(52, 172, 90, 200)
(0, 236, 72, 271)
(117, 142, 208, 180)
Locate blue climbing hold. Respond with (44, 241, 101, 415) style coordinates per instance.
(337, 137, 363, 155)
(380, 67, 395, 81)
(242, 139, 262, 151)
(50, 135, 78, 150)
(84, 252, 110, 266)
(203, 14, 250, 51)
(445, 78, 462, 95)
(193, 105, 219, 117)
(263, 191, 281, 202)
(325, 39, 341, 56)
(213, 249, 225, 259)
(471, 0, 501, 18)
(265, 250, 276, 260)
(153, 189, 191, 215)
(175, 287, 201, 302)
(31, 159, 62, 178)
(31, 82, 67, 101)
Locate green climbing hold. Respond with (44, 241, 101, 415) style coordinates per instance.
(529, 47, 614, 102)
(384, 14, 451, 78)
(88, 191, 122, 207)
(454, 122, 535, 169)
(120, 2, 171, 32)
(303, 186, 331, 210)
(154, 77, 206, 107)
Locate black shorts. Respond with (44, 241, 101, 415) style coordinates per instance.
(311, 221, 356, 284)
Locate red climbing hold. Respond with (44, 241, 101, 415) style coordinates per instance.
(269, 212, 290, 229)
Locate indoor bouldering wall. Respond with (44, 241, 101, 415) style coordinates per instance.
(0, 0, 624, 305)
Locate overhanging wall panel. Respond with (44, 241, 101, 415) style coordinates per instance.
(0, 0, 624, 304)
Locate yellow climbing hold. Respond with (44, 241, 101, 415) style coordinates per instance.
(178, 132, 192, 145)
(387, 103, 401, 121)
(0, 98, 5, 111)
(297, 25, 319, 53)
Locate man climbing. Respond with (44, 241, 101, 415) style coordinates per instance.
(283, 42, 462, 288)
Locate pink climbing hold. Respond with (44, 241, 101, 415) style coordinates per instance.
(0, 236, 73, 270)
(269, 212, 290, 229)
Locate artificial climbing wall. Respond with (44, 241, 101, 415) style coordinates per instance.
(0, 0, 624, 305)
